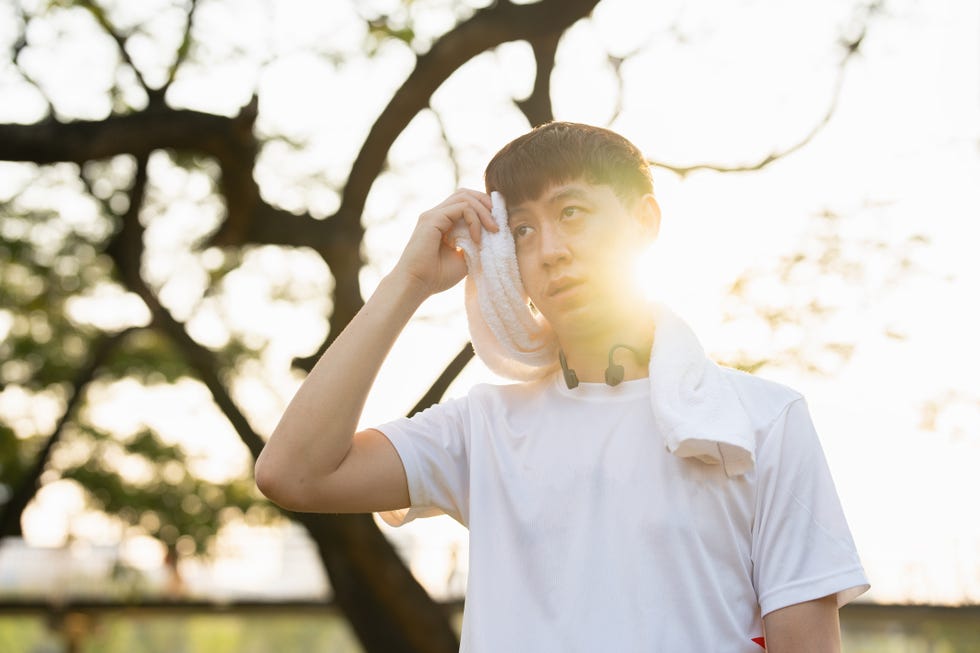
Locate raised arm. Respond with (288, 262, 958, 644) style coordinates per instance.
(254, 189, 496, 513)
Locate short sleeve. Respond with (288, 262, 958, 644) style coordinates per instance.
(751, 397, 870, 616)
(374, 397, 471, 528)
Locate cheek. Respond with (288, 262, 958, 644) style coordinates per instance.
(515, 250, 536, 293)
(589, 238, 645, 288)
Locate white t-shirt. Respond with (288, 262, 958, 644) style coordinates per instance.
(376, 368, 869, 652)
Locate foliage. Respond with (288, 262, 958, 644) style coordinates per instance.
(716, 207, 930, 374)
(60, 424, 266, 556)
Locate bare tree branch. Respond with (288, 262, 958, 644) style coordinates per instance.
(9, 7, 55, 118)
(0, 96, 347, 377)
(0, 105, 239, 163)
(0, 96, 295, 244)
(338, 0, 599, 234)
(648, 13, 873, 177)
(428, 106, 462, 188)
(75, 0, 153, 98)
(604, 53, 627, 127)
(102, 154, 267, 459)
(647, 67, 845, 176)
(159, 0, 199, 97)
(409, 342, 475, 416)
(515, 30, 561, 126)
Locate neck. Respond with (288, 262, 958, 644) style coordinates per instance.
(556, 302, 656, 384)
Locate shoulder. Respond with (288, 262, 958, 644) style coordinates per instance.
(718, 368, 833, 479)
(718, 366, 807, 441)
(720, 366, 802, 415)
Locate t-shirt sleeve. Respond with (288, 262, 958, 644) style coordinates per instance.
(751, 397, 870, 616)
(374, 397, 471, 528)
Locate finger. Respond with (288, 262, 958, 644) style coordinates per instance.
(459, 191, 498, 233)
(463, 206, 482, 244)
(425, 201, 478, 248)
(448, 189, 497, 232)
(453, 188, 493, 210)
(423, 197, 493, 244)
(439, 198, 489, 238)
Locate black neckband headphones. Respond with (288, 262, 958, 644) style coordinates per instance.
(559, 344, 644, 389)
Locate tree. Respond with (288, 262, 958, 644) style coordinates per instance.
(0, 0, 884, 650)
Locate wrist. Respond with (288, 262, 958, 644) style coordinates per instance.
(377, 269, 430, 309)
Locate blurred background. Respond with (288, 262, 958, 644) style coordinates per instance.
(0, 0, 977, 651)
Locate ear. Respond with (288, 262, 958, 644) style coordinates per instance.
(633, 193, 661, 241)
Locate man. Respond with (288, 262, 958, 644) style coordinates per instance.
(255, 122, 869, 652)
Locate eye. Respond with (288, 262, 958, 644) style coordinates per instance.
(561, 206, 582, 219)
(512, 224, 534, 239)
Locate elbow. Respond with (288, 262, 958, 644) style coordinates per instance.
(254, 425, 350, 512)
(254, 446, 322, 513)
(253, 450, 278, 502)
(254, 449, 296, 510)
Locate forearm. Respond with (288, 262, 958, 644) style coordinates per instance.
(255, 273, 425, 487)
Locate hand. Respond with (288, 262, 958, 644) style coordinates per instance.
(391, 188, 498, 298)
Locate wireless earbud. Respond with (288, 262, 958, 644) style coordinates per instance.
(559, 350, 579, 389)
(605, 361, 625, 386)
(559, 344, 642, 389)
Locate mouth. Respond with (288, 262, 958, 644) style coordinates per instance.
(547, 278, 584, 298)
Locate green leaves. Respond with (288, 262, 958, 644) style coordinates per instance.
(60, 424, 272, 556)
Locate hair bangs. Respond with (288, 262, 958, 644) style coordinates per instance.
(484, 122, 654, 210)
(485, 147, 585, 206)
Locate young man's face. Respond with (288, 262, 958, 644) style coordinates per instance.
(506, 179, 660, 338)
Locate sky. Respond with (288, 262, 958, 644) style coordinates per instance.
(1, 0, 978, 606)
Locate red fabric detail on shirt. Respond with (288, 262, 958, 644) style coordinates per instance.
(752, 636, 766, 649)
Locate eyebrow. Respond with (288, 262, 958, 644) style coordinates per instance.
(547, 186, 590, 204)
(508, 185, 592, 218)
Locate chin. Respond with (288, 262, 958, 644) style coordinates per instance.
(552, 296, 651, 341)
(549, 306, 609, 341)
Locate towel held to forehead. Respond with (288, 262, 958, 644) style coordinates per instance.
(452, 192, 559, 381)
(452, 191, 755, 477)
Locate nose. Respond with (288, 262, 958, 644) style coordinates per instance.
(538, 221, 571, 268)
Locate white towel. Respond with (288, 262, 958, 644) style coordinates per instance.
(452, 192, 559, 382)
(452, 191, 755, 477)
(646, 304, 755, 477)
